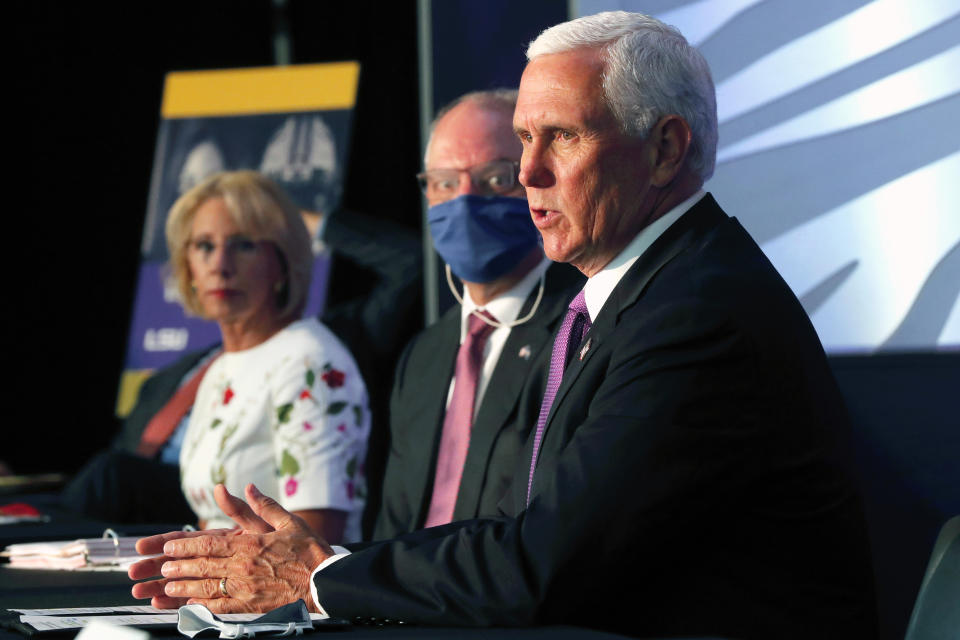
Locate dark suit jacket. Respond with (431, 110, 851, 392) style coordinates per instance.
(317, 195, 877, 639)
(375, 263, 585, 538)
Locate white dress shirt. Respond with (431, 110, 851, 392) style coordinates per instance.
(582, 190, 705, 321)
(453, 256, 553, 416)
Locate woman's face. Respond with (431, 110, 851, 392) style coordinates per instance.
(186, 197, 284, 327)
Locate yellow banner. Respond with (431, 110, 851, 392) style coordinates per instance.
(161, 61, 360, 118)
(115, 369, 155, 418)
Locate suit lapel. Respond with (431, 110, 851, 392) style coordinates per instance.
(538, 195, 728, 456)
(408, 310, 461, 528)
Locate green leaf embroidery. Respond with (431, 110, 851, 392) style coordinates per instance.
(352, 405, 363, 427)
(211, 465, 226, 486)
(210, 418, 222, 430)
(327, 401, 347, 415)
(305, 369, 315, 388)
(346, 456, 357, 478)
(280, 450, 301, 476)
(277, 403, 294, 424)
(218, 424, 238, 456)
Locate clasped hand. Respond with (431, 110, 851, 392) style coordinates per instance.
(128, 484, 333, 614)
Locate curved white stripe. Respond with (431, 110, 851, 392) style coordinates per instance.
(655, 0, 765, 46)
(761, 152, 960, 351)
(717, 46, 960, 162)
(716, 0, 960, 123)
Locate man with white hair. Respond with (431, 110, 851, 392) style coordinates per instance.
(131, 12, 876, 638)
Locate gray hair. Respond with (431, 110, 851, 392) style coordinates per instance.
(423, 88, 519, 165)
(527, 11, 717, 181)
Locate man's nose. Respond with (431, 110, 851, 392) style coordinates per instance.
(456, 172, 480, 197)
(518, 147, 551, 189)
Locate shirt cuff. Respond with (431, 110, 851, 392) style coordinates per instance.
(308, 546, 351, 617)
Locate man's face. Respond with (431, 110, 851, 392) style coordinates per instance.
(514, 48, 659, 277)
(424, 100, 524, 207)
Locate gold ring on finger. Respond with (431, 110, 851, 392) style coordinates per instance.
(219, 577, 229, 597)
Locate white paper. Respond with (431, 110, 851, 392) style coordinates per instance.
(18, 609, 327, 630)
(12, 605, 166, 615)
(20, 614, 180, 631)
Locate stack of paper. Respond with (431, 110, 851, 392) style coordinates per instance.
(2, 535, 147, 570)
(4, 603, 334, 636)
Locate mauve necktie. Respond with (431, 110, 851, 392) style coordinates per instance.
(424, 311, 497, 527)
(527, 289, 591, 505)
(136, 354, 220, 458)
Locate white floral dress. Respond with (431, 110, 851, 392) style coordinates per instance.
(180, 318, 369, 542)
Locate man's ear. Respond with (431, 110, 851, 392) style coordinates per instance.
(649, 115, 692, 187)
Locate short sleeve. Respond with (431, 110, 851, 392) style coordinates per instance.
(267, 328, 370, 518)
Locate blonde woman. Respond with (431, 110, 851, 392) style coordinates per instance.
(166, 170, 368, 543)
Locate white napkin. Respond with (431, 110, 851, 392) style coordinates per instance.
(176, 600, 314, 638)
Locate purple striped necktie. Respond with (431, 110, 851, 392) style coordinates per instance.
(526, 290, 591, 505)
(424, 310, 497, 527)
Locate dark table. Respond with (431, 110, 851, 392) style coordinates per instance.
(1, 493, 184, 548)
(1, 495, 719, 639)
(0, 566, 650, 639)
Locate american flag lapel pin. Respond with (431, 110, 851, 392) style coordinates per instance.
(579, 338, 592, 361)
(518, 345, 532, 360)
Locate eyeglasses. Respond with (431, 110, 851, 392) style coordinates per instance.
(416, 160, 521, 201)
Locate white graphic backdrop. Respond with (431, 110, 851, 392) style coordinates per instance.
(576, 0, 960, 353)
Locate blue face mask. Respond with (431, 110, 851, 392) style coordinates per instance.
(427, 195, 540, 283)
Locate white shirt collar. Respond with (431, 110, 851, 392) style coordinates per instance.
(460, 256, 552, 340)
(583, 190, 706, 321)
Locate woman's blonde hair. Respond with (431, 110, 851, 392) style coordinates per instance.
(166, 170, 313, 322)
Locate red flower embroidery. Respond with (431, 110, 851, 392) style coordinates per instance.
(299, 389, 313, 400)
(223, 387, 234, 405)
(285, 477, 298, 497)
(303, 421, 313, 431)
(321, 369, 345, 388)
(336, 423, 346, 433)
